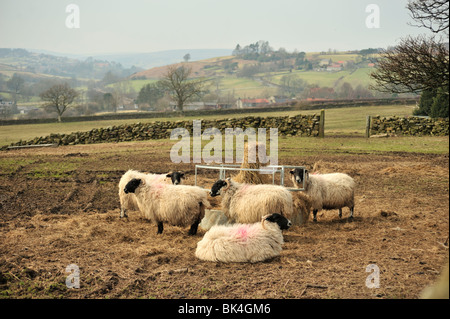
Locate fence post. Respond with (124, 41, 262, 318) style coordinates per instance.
(365, 115, 372, 138)
(319, 109, 325, 138)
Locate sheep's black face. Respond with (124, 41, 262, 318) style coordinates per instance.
(290, 168, 305, 184)
(166, 171, 185, 185)
(124, 178, 142, 194)
(210, 180, 227, 197)
(265, 213, 292, 230)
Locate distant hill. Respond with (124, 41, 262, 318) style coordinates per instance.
(92, 49, 233, 69)
(129, 49, 381, 99)
(131, 56, 255, 79)
(0, 48, 140, 80)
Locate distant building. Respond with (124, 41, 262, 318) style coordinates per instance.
(17, 106, 39, 114)
(268, 96, 289, 104)
(326, 63, 342, 72)
(169, 101, 221, 111)
(0, 100, 13, 106)
(236, 98, 270, 108)
(0, 100, 14, 116)
(319, 59, 330, 66)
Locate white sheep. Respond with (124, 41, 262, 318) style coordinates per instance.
(118, 169, 184, 218)
(209, 178, 295, 224)
(195, 213, 292, 263)
(123, 177, 211, 235)
(290, 168, 355, 222)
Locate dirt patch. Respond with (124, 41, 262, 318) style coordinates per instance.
(0, 141, 448, 299)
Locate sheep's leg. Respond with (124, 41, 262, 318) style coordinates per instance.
(157, 222, 164, 234)
(120, 208, 128, 218)
(312, 209, 318, 222)
(188, 203, 204, 236)
(348, 207, 354, 222)
(188, 219, 200, 236)
(338, 208, 342, 219)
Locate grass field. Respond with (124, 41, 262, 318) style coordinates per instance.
(218, 77, 273, 97)
(267, 67, 375, 88)
(0, 104, 419, 147)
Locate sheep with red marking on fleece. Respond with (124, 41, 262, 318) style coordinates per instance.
(195, 213, 292, 263)
(118, 169, 184, 218)
(209, 178, 294, 224)
(290, 168, 355, 222)
(123, 177, 210, 235)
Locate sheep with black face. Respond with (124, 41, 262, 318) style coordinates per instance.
(124, 177, 210, 235)
(209, 178, 294, 224)
(290, 167, 355, 222)
(118, 169, 185, 218)
(166, 171, 185, 185)
(195, 213, 292, 263)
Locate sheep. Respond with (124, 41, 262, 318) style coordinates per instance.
(118, 169, 184, 218)
(209, 178, 294, 224)
(166, 171, 185, 185)
(290, 167, 355, 222)
(195, 213, 291, 263)
(123, 178, 211, 235)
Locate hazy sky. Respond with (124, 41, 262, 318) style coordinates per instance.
(0, 0, 433, 55)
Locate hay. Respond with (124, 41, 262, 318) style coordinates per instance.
(233, 142, 270, 184)
(292, 192, 312, 225)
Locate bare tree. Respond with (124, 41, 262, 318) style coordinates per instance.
(407, 0, 449, 34)
(40, 83, 78, 122)
(370, 35, 449, 93)
(158, 65, 205, 111)
(6, 73, 24, 111)
(370, 0, 449, 95)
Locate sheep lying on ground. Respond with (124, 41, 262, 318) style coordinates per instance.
(209, 178, 294, 224)
(195, 213, 292, 263)
(290, 168, 355, 222)
(124, 178, 210, 235)
(118, 169, 184, 218)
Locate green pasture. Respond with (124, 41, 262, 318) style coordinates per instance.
(218, 77, 274, 97)
(267, 67, 375, 88)
(1, 103, 445, 151)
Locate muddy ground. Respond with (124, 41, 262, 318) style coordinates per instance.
(0, 141, 448, 299)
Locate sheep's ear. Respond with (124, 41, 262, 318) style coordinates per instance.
(261, 214, 271, 229)
(289, 169, 294, 175)
(166, 172, 173, 178)
(180, 172, 185, 178)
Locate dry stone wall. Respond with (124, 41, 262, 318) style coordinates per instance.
(370, 116, 449, 136)
(4, 114, 321, 149)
